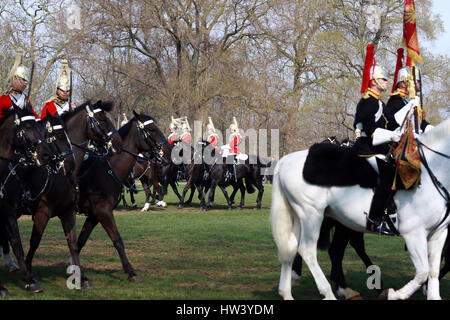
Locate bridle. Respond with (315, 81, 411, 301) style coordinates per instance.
(134, 118, 167, 165)
(43, 120, 74, 174)
(71, 104, 118, 156)
(13, 114, 44, 166)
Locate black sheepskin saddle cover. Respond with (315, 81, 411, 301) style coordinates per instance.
(302, 143, 378, 188)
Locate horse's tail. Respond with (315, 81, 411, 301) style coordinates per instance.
(258, 156, 272, 168)
(317, 217, 334, 251)
(245, 179, 255, 194)
(270, 159, 299, 263)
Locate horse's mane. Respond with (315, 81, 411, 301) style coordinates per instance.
(60, 100, 114, 122)
(118, 117, 135, 138)
(420, 118, 450, 148)
(0, 108, 16, 128)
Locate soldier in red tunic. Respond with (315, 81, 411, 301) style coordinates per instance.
(168, 122, 179, 145)
(206, 124, 220, 152)
(40, 60, 77, 118)
(180, 121, 191, 144)
(0, 50, 38, 119)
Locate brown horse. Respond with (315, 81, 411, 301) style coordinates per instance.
(18, 101, 122, 292)
(74, 111, 169, 282)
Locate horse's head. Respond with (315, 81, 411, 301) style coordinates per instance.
(132, 110, 169, 164)
(8, 104, 51, 167)
(40, 110, 75, 175)
(84, 100, 122, 155)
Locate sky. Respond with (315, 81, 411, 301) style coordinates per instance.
(425, 0, 450, 56)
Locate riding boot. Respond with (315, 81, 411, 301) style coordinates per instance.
(366, 158, 397, 236)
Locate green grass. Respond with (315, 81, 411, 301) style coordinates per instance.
(2, 184, 450, 300)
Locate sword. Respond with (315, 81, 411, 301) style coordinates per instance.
(27, 61, 35, 100)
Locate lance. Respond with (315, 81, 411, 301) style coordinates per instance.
(69, 70, 73, 112)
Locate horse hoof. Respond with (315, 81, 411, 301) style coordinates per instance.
(348, 294, 363, 300)
(0, 289, 10, 298)
(25, 283, 43, 293)
(82, 279, 93, 288)
(228, 207, 233, 211)
(128, 275, 143, 283)
(177, 204, 183, 209)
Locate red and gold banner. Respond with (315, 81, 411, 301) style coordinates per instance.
(403, 0, 422, 66)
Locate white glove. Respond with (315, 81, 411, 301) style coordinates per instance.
(424, 124, 434, 133)
(391, 127, 402, 143)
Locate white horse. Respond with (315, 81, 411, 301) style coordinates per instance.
(270, 118, 450, 300)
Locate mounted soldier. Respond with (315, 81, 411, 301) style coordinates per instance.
(40, 60, 77, 118)
(222, 117, 243, 181)
(352, 44, 404, 236)
(168, 122, 179, 145)
(180, 117, 191, 144)
(0, 50, 39, 119)
(385, 49, 433, 133)
(206, 117, 220, 152)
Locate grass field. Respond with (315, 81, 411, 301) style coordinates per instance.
(2, 184, 450, 300)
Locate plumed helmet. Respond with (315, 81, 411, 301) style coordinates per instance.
(182, 123, 189, 130)
(206, 124, 214, 131)
(397, 67, 410, 85)
(7, 50, 30, 83)
(56, 60, 71, 91)
(371, 64, 387, 82)
(169, 122, 176, 130)
(396, 66, 420, 85)
(15, 65, 30, 82)
(229, 123, 237, 131)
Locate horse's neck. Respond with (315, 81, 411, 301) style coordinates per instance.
(66, 111, 88, 176)
(109, 128, 140, 182)
(420, 119, 450, 189)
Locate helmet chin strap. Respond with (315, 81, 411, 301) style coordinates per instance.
(374, 78, 387, 91)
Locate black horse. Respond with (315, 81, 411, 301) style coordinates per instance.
(174, 141, 209, 210)
(204, 142, 272, 210)
(74, 111, 169, 282)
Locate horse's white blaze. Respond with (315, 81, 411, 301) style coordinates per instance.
(271, 118, 450, 300)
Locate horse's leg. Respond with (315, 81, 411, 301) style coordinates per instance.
(195, 183, 206, 211)
(171, 181, 183, 202)
(3, 212, 42, 292)
(426, 228, 448, 300)
(95, 207, 141, 282)
(76, 214, 100, 255)
(1, 233, 18, 273)
(206, 181, 217, 209)
(295, 204, 335, 300)
(291, 253, 303, 284)
(177, 179, 191, 208)
(439, 231, 450, 279)
(130, 189, 137, 209)
(328, 226, 362, 299)
(59, 211, 92, 288)
(24, 211, 50, 273)
(254, 178, 264, 209)
(238, 181, 245, 209)
(185, 184, 195, 204)
(218, 184, 233, 210)
(121, 188, 128, 209)
(384, 231, 429, 300)
(229, 184, 239, 205)
(141, 181, 151, 212)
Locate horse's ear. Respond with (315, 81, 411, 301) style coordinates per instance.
(101, 101, 114, 112)
(93, 100, 102, 108)
(132, 110, 139, 118)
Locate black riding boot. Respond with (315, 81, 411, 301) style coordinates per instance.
(366, 158, 397, 236)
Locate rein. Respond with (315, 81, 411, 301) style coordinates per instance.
(416, 138, 450, 231)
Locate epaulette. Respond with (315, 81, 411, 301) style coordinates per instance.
(45, 96, 58, 104)
(390, 89, 408, 98)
